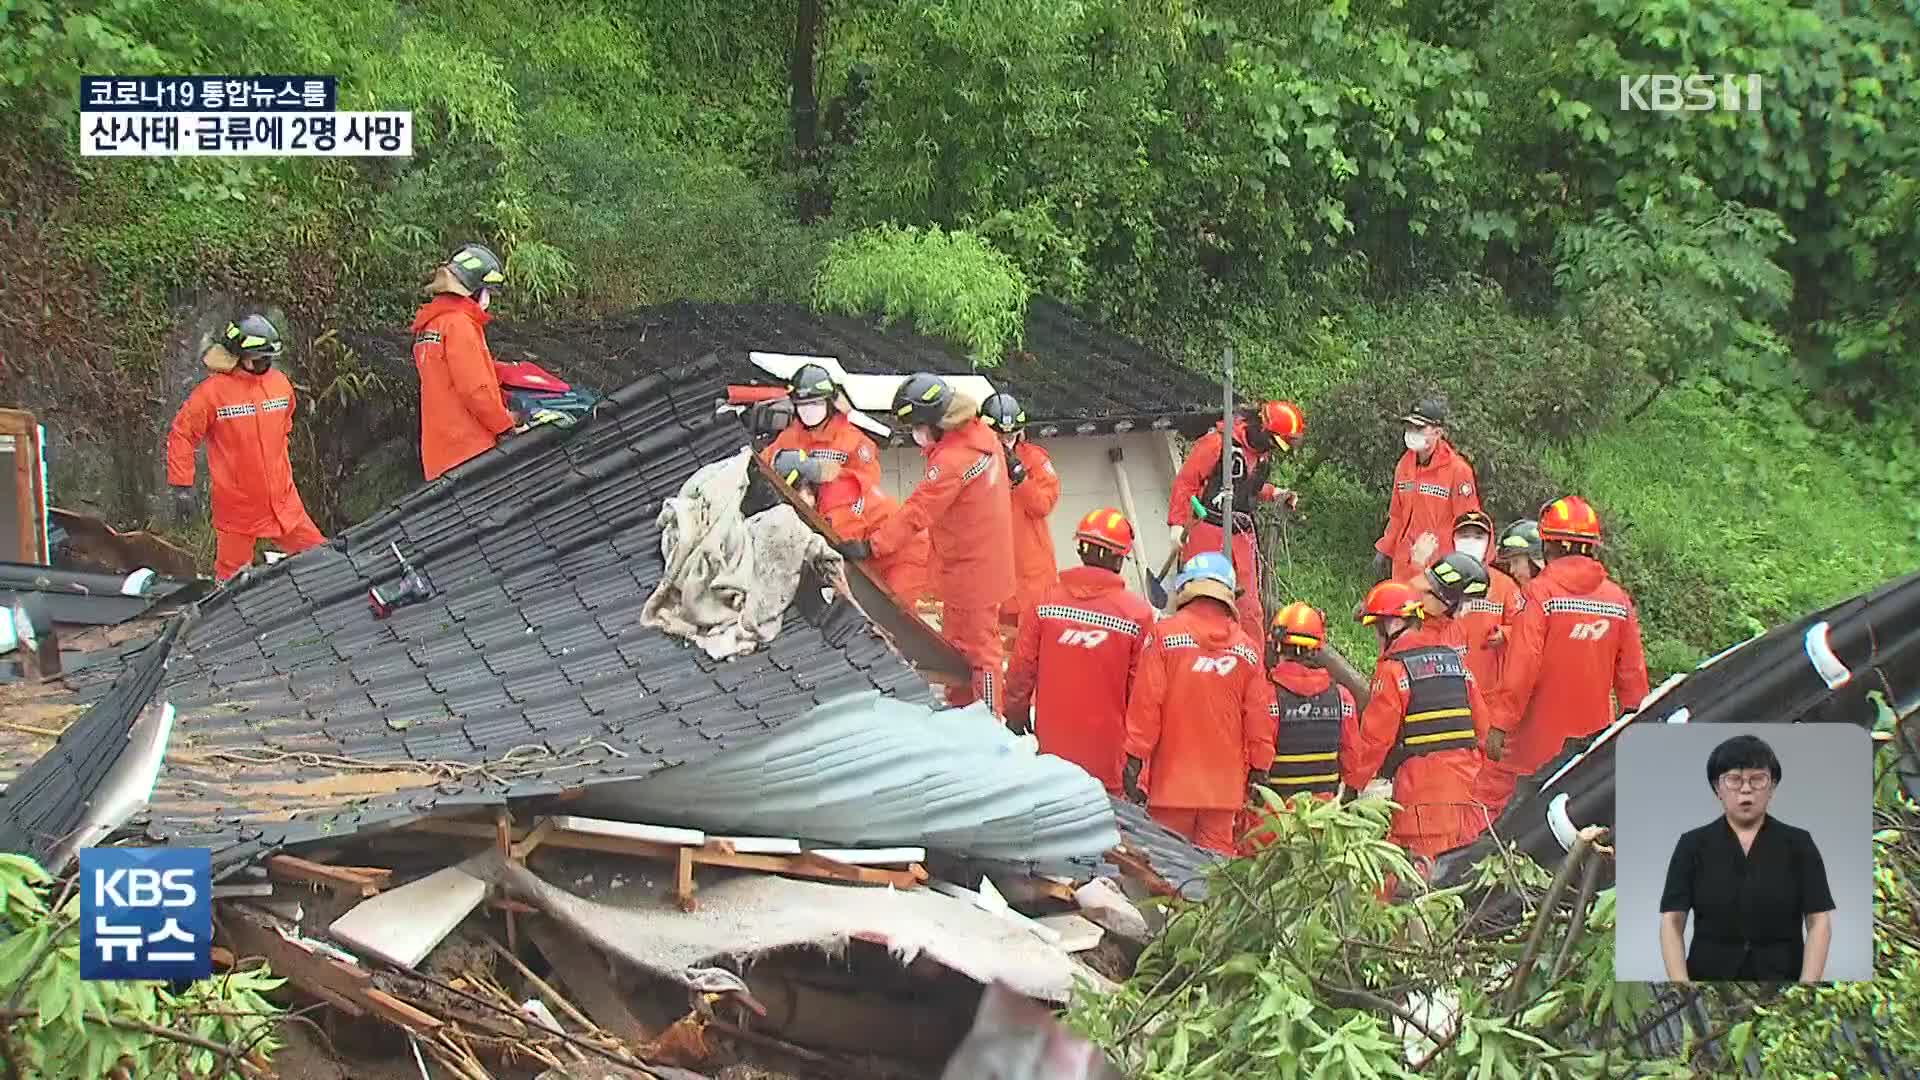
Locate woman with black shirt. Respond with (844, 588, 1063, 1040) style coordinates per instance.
(1659, 734, 1835, 982)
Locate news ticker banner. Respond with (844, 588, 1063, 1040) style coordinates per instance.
(79, 75, 411, 157)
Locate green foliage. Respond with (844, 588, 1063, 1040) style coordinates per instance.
(1537, 0, 1920, 408)
(0, 854, 285, 1078)
(812, 224, 1032, 364)
(1068, 792, 1678, 1077)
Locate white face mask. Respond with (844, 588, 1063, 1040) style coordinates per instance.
(912, 427, 936, 447)
(1404, 428, 1432, 453)
(1453, 535, 1489, 561)
(476, 287, 491, 311)
(796, 401, 831, 428)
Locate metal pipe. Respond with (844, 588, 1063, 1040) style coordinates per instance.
(1220, 348, 1235, 562)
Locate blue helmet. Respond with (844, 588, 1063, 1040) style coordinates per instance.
(1173, 551, 1237, 608)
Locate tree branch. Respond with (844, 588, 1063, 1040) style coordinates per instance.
(0, 1008, 270, 1079)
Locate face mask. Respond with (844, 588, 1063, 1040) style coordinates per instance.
(796, 401, 831, 428)
(1404, 428, 1431, 453)
(476, 288, 491, 310)
(1454, 535, 1489, 561)
(912, 427, 936, 447)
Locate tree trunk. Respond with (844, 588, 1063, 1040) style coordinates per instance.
(790, 0, 824, 221)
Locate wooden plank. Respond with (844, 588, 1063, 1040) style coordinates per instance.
(550, 814, 705, 847)
(673, 846, 697, 912)
(267, 854, 383, 897)
(524, 920, 654, 1047)
(1105, 846, 1178, 898)
(509, 819, 553, 859)
(220, 909, 372, 1016)
(411, 819, 920, 890)
(361, 988, 444, 1033)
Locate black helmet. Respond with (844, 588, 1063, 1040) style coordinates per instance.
(788, 363, 839, 404)
(1498, 519, 1544, 565)
(445, 243, 506, 296)
(980, 391, 1026, 435)
(222, 314, 283, 367)
(1425, 551, 1490, 613)
(892, 372, 953, 429)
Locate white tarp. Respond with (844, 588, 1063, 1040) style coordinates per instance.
(640, 447, 842, 659)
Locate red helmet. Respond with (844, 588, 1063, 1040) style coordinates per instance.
(1269, 602, 1328, 650)
(1073, 508, 1134, 555)
(1356, 581, 1426, 625)
(1539, 496, 1603, 545)
(1259, 400, 1307, 450)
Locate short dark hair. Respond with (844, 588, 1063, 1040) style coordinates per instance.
(1706, 734, 1782, 789)
(1078, 541, 1123, 572)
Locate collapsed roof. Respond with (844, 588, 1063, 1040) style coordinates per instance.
(0, 354, 1212, 894)
(340, 298, 1227, 441)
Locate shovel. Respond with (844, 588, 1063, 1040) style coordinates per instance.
(1145, 547, 1182, 610)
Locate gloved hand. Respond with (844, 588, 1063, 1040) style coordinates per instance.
(1006, 453, 1028, 487)
(1259, 484, 1300, 510)
(1006, 705, 1033, 737)
(1169, 525, 1187, 550)
(1486, 626, 1505, 646)
(835, 539, 873, 561)
(170, 486, 198, 525)
(1484, 727, 1506, 763)
(1246, 768, 1267, 804)
(1371, 550, 1392, 582)
(1122, 756, 1147, 806)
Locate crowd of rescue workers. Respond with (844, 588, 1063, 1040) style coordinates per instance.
(164, 243, 1650, 877)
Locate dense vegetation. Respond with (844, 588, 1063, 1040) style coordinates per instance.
(1, 0, 1916, 1071)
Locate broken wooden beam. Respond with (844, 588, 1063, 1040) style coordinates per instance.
(1105, 846, 1178, 898)
(219, 909, 372, 1018)
(362, 988, 444, 1033)
(266, 854, 388, 897)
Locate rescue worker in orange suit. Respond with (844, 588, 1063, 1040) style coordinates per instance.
(1167, 401, 1306, 642)
(166, 315, 328, 581)
(414, 243, 520, 481)
(1238, 602, 1362, 852)
(1372, 396, 1482, 583)
(981, 392, 1060, 625)
(771, 448, 929, 601)
(1344, 580, 1493, 862)
(760, 363, 884, 491)
(1410, 552, 1496, 739)
(1005, 509, 1156, 794)
(1473, 496, 1651, 816)
(841, 373, 1016, 715)
(1451, 511, 1525, 700)
(1121, 552, 1275, 855)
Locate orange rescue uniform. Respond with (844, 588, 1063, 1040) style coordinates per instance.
(1122, 597, 1275, 854)
(1472, 555, 1650, 814)
(1169, 419, 1272, 641)
(1005, 566, 1155, 793)
(816, 473, 929, 602)
(166, 366, 327, 581)
(1456, 567, 1525, 738)
(1343, 623, 1493, 859)
(1004, 440, 1061, 622)
(1375, 439, 1482, 582)
(869, 418, 1016, 714)
(761, 411, 883, 492)
(413, 294, 516, 481)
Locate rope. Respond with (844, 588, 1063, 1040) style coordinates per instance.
(198, 737, 629, 788)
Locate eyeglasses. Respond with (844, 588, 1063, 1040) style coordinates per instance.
(1718, 774, 1774, 792)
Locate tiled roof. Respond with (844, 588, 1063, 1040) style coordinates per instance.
(340, 298, 1225, 441)
(0, 356, 956, 876)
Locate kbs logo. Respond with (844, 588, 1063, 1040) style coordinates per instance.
(80, 847, 211, 981)
(1191, 655, 1240, 675)
(1056, 628, 1110, 649)
(1568, 618, 1613, 641)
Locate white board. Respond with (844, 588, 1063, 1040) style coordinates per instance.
(748, 352, 998, 412)
(550, 815, 705, 847)
(328, 866, 486, 969)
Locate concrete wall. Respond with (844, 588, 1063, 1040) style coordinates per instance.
(878, 430, 1181, 602)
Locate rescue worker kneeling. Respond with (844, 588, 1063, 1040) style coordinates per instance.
(839, 373, 1016, 715)
(1343, 581, 1493, 864)
(770, 449, 928, 602)
(1238, 602, 1360, 853)
(1004, 508, 1155, 794)
(1121, 553, 1275, 855)
(166, 315, 328, 581)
